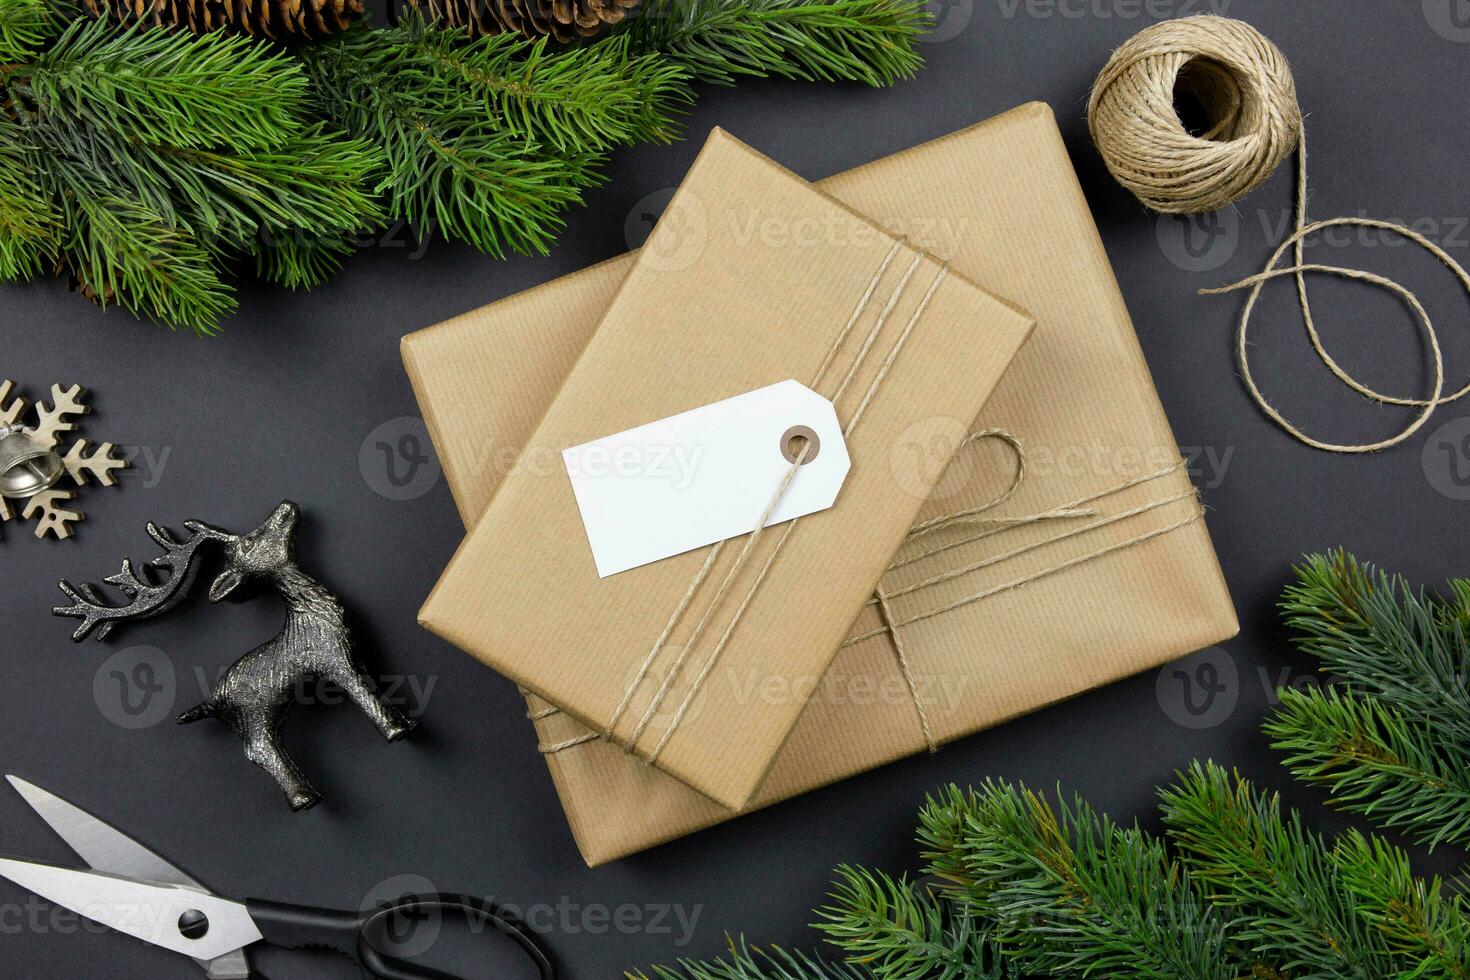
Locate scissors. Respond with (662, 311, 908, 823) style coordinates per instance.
(0, 776, 555, 979)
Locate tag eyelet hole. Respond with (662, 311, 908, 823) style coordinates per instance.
(781, 426, 820, 465)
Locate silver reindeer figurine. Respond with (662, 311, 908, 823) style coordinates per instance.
(54, 501, 415, 811)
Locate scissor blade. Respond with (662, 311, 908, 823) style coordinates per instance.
(0, 857, 262, 962)
(5, 776, 202, 889)
(5, 777, 253, 979)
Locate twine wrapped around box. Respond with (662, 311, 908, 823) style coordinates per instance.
(608, 240, 954, 764)
(539, 443, 1197, 759)
(417, 130, 1037, 811)
(402, 103, 1239, 864)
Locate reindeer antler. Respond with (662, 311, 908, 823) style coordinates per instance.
(53, 520, 231, 642)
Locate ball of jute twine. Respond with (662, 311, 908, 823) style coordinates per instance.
(1088, 15, 1470, 454)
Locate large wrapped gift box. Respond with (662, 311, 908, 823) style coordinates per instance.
(418, 130, 1034, 810)
(403, 102, 1238, 865)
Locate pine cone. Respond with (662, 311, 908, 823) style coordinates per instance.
(81, 0, 362, 39)
(406, 0, 641, 42)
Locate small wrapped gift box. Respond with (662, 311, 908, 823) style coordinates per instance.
(404, 103, 1238, 864)
(417, 129, 1036, 811)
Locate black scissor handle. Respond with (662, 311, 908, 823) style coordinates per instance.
(247, 893, 555, 980)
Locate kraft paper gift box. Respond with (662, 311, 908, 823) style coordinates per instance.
(404, 102, 1239, 864)
(417, 129, 1037, 811)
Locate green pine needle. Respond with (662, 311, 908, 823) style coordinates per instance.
(814, 865, 1010, 980)
(623, 0, 930, 87)
(1266, 551, 1470, 849)
(64, 193, 235, 333)
(17, 18, 308, 150)
(0, 0, 58, 61)
(405, 24, 692, 152)
(632, 936, 875, 979)
(633, 763, 1470, 980)
(3, 0, 933, 330)
(253, 229, 356, 290)
(1159, 761, 1393, 980)
(1266, 686, 1470, 850)
(1332, 829, 1470, 979)
(917, 781, 1246, 980)
(0, 124, 57, 279)
(301, 25, 606, 258)
(135, 126, 387, 246)
(1280, 551, 1470, 747)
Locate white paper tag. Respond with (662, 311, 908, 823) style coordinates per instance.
(563, 380, 851, 577)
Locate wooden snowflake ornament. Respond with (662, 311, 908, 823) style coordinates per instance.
(0, 381, 127, 540)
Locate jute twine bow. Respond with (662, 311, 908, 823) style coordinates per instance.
(1088, 14, 1470, 453)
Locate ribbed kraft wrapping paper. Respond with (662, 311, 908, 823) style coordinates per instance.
(417, 129, 1036, 811)
(403, 103, 1239, 864)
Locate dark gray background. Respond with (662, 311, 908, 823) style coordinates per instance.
(4, 1, 1469, 976)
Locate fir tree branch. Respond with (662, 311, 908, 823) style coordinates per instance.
(300, 26, 603, 258)
(1266, 686, 1470, 850)
(632, 936, 875, 979)
(135, 126, 387, 246)
(1280, 551, 1470, 748)
(16, 18, 306, 150)
(814, 865, 1012, 980)
(1331, 830, 1470, 980)
(62, 190, 234, 332)
(29, 109, 383, 250)
(1266, 551, 1470, 850)
(252, 228, 357, 290)
(636, 766, 1470, 980)
(1159, 761, 1393, 980)
(24, 106, 380, 329)
(0, 9, 383, 330)
(917, 782, 1247, 980)
(0, 0, 58, 62)
(402, 22, 691, 152)
(0, 122, 57, 279)
(622, 0, 930, 87)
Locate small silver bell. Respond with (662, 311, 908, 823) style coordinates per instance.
(0, 424, 64, 499)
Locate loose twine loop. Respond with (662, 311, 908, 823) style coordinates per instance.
(1088, 14, 1470, 453)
